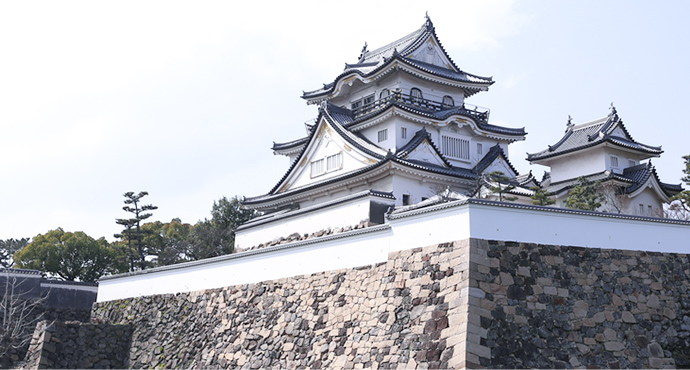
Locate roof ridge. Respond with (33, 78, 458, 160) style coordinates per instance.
(395, 127, 453, 168)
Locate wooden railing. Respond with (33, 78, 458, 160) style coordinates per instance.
(351, 91, 490, 122)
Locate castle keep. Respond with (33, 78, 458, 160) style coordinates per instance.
(23, 17, 690, 369)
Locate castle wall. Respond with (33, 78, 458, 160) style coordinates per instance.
(92, 240, 474, 369)
(90, 238, 690, 368)
(99, 200, 690, 302)
(468, 239, 690, 368)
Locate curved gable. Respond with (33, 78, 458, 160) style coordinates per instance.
(270, 107, 386, 195)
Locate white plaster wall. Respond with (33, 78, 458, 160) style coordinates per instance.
(549, 149, 605, 183)
(391, 175, 439, 207)
(99, 226, 392, 302)
(388, 205, 471, 253)
(289, 125, 379, 191)
(235, 197, 377, 251)
(361, 120, 396, 152)
(99, 202, 690, 302)
(466, 203, 689, 252)
(397, 75, 466, 106)
(626, 187, 664, 217)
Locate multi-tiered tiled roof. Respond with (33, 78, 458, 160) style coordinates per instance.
(302, 16, 494, 103)
(528, 106, 662, 162)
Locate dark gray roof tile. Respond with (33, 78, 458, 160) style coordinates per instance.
(528, 108, 662, 162)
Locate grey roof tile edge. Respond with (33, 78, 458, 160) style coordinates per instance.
(0, 268, 42, 275)
(237, 190, 395, 231)
(528, 111, 662, 161)
(42, 280, 99, 287)
(99, 224, 392, 282)
(472, 144, 521, 176)
(396, 128, 453, 168)
(302, 54, 493, 99)
(389, 198, 690, 226)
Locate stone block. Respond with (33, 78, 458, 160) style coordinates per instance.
(622, 311, 637, 323)
(648, 357, 664, 369)
(466, 342, 491, 359)
(604, 341, 625, 352)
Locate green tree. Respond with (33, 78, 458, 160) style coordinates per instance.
(485, 171, 517, 202)
(141, 218, 193, 266)
(115, 191, 158, 271)
(530, 186, 556, 206)
(13, 229, 127, 282)
(0, 238, 29, 268)
(187, 196, 257, 259)
(670, 155, 690, 215)
(564, 176, 604, 211)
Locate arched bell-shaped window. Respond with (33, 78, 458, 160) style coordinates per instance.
(379, 89, 390, 100)
(410, 88, 423, 104)
(442, 95, 455, 107)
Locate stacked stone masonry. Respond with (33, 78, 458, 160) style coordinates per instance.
(236, 219, 372, 253)
(85, 239, 690, 369)
(21, 321, 132, 369)
(469, 240, 690, 368)
(93, 241, 472, 369)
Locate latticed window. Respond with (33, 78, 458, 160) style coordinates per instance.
(362, 94, 375, 107)
(410, 88, 423, 104)
(610, 156, 619, 168)
(401, 127, 407, 139)
(311, 152, 343, 177)
(442, 95, 454, 107)
(311, 158, 325, 177)
(378, 129, 388, 143)
(326, 152, 342, 172)
(442, 135, 470, 160)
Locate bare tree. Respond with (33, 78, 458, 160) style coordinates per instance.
(0, 270, 48, 366)
(598, 181, 627, 214)
(665, 201, 690, 220)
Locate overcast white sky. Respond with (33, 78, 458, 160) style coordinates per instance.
(1, 1, 688, 241)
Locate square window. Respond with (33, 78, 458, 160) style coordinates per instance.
(326, 152, 342, 171)
(378, 129, 388, 143)
(402, 194, 411, 206)
(311, 159, 325, 177)
(441, 135, 470, 160)
(610, 156, 619, 168)
(362, 94, 375, 106)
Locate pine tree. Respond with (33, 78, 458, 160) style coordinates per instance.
(485, 171, 517, 202)
(670, 155, 690, 215)
(115, 191, 157, 271)
(564, 177, 604, 211)
(530, 186, 556, 206)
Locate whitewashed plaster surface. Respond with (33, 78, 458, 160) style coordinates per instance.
(98, 201, 690, 302)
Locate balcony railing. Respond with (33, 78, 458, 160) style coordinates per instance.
(351, 90, 490, 122)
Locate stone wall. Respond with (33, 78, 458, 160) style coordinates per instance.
(468, 240, 690, 368)
(93, 240, 473, 369)
(21, 321, 132, 369)
(1, 304, 92, 367)
(89, 238, 690, 369)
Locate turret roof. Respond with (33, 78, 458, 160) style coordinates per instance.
(273, 101, 525, 154)
(472, 144, 520, 176)
(545, 162, 681, 198)
(302, 16, 493, 100)
(249, 104, 528, 209)
(527, 106, 663, 162)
